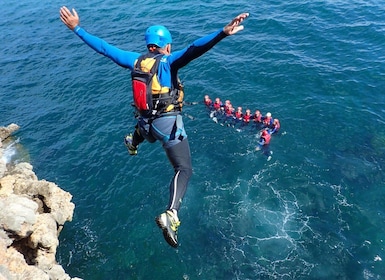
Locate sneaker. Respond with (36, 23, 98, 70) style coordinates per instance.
(124, 134, 137, 156)
(155, 210, 181, 248)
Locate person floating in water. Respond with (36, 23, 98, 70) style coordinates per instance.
(235, 106, 243, 120)
(262, 112, 280, 134)
(243, 109, 252, 124)
(204, 95, 213, 107)
(204, 96, 276, 130)
(257, 129, 271, 147)
(262, 112, 273, 128)
(213, 97, 223, 111)
(253, 110, 263, 128)
(256, 129, 272, 161)
(60, 6, 249, 248)
(202, 95, 280, 160)
(271, 118, 281, 134)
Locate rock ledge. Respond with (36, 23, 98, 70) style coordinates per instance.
(0, 124, 81, 280)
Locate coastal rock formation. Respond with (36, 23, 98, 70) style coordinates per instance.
(0, 124, 81, 280)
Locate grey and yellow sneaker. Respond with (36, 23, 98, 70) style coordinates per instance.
(156, 210, 181, 248)
(124, 134, 137, 156)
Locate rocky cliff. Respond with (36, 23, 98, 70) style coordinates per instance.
(0, 124, 81, 280)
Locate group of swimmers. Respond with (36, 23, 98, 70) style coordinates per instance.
(203, 95, 281, 156)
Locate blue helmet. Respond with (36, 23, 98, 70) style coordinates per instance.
(145, 25, 172, 48)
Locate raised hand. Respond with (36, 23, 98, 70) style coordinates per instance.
(223, 13, 249, 35)
(60, 6, 80, 30)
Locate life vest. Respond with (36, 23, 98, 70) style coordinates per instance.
(253, 114, 262, 122)
(213, 101, 222, 110)
(131, 53, 183, 117)
(273, 118, 280, 132)
(263, 117, 273, 127)
(204, 98, 212, 106)
(261, 130, 271, 145)
(243, 114, 251, 123)
(235, 111, 243, 119)
(225, 106, 234, 116)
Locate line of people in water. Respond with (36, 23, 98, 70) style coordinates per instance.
(203, 95, 280, 158)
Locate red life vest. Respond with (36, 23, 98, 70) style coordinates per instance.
(254, 114, 262, 122)
(204, 99, 212, 106)
(213, 102, 222, 110)
(243, 114, 251, 122)
(261, 130, 271, 145)
(225, 107, 234, 116)
(235, 111, 243, 119)
(263, 117, 273, 126)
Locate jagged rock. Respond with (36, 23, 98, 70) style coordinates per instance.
(0, 125, 81, 280)
(0, 195, 38, 239)
(9, 162, 38, 181)
(47, 264, 72, 280)
(0, 124, 19, 142)
(0, 246, 49, 280)
(11, 175, 74, 226)
(6, 162, 74, 226)
(0, 230, 12, 248)
(29, 213, 58, 250)
(0, 264, 14, 280)
(28, 213, 59, 273)
(0, 175, 14, 196)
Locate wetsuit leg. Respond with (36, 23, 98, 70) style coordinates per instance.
(164, 139, 192, 211)
(131, 123, 145, 147)
(150, 114, 192, 211)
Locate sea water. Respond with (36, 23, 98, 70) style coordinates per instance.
(1, 0, 385, 279)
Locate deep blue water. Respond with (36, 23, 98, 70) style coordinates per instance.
(2, 0, 385, 279)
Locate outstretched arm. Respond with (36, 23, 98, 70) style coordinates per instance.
(170, 12, 249, 68)
(59, 6, 139, 69)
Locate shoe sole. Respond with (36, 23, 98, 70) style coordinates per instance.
(156, 216, 178, 248)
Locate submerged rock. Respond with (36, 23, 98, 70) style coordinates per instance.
(0, 124, 81, 280)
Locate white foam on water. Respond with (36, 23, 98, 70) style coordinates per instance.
(2, 138, 20, 164)
(199, 165, 318, 279)
(58, 218, 105, 270)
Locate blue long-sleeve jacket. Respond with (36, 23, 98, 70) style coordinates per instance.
(73, 26, 227, 88)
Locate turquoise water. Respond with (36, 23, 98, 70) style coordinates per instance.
(2, 0, 385, 279)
